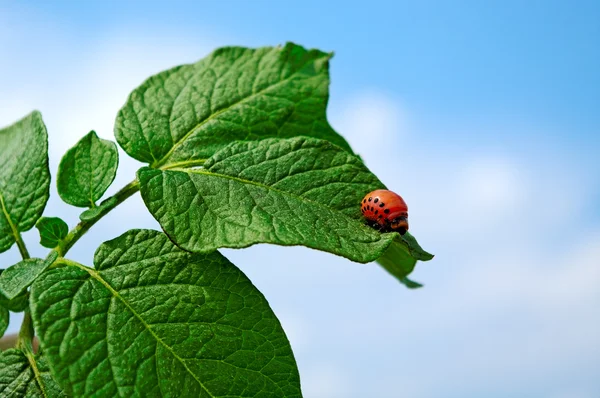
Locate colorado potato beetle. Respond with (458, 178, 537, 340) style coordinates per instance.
(361, 189, 409, 235)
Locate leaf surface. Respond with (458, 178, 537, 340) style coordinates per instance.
(0, 256, 54, 300)
(31, 229, 300, 397)
(0, 291, 28, 312)
(0, 349, 65, 397)
(139, 137, 396, 263)
(0, 305, 7, 338)
(35, 217, 68, 249)
(57, 131, 118, 207)
(376, 233, 434, 288)
(115, 42, 351, 168)
(0, 112, 50, 253)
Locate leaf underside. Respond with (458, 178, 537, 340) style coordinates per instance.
(31, 229, 301, 397)
(115, 42, 352, 169)
(0, 112, 50, 253)
(139, 137, 397, 263)
(376, 233, 434, 287)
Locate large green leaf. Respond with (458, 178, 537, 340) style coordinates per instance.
(57, 131, 118, 207)
(31, 229, 300, 397)
(0, 349, 65, 397)
(115, 42, 351, 169)
(139, 137, 397, 263)
(0, 112, 50, 253)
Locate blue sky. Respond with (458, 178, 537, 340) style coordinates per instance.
(1, 1, 599, 397)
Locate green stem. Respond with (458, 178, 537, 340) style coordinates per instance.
(8, 179, 140, 377)
(56, 179, 140, 257)
(53, 257, 85, 269)
(14, 233, 30, 259)
(0, 193, 30, 259)
(160, 159, 206, 170)
(18, 311, 48, 397)
(16, 310, 34, 352)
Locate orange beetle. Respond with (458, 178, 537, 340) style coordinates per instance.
(361, 189, 409, 235)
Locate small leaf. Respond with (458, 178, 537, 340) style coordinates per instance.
(57, 130, 118, 207)
(31, 229, 301, 397)
(0, 305, 7, 338)
(0, 269, 30, 311)
(400, 276, 424, 289)
(0, 112, 50, 253)
(115, 42, 352, 169)
(400, 232, 434, 261)
(139, 137, 396, 263)
(377, 236, 418, 284)
(35, 217, 68, 248)
(79, 196, 118, 221)
(376, 233, 433, 288)
(0, 254, 55, 300)
(0, 349, 65, 397)
(0, 291, 28, 312)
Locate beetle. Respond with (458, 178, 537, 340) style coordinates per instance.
(361, 189, 409, 235)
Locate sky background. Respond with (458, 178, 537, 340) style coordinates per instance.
(1, 1, 599, 397)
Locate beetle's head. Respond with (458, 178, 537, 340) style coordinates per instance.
(390, 214, 409, 235)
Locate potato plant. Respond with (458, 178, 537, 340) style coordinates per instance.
(0, 43, 432, 397)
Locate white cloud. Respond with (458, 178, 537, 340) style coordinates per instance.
(331, 90, 408, 161)
(459, 155, 524, 212)
(301, 362, 352, 398)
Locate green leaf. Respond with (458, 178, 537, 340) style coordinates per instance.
(57, 130, 118, 207)
(0, 349, 65, 397)
(115, 42, 352, 169)
(376, 233, 433, 288)
(0, 112, 50, 253)
(139, 137, 396, 263)
(376, 235, 421, 288)
(0, 256, 55, 300)
(400, 231, 434, 261)
(400, 276, 424, 289)
(0, 291, 28, 312)
(0, 305, 7, 338)
(31, 229, 301, 397)
(35, 217, 68, 249)
(78, 196, 118, 222)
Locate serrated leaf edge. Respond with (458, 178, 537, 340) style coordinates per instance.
(151, 48, 332, 168)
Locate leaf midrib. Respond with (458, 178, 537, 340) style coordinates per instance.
(172, 168, 391, 243)
(0, 190, 20, 247)
(24, 351, 49, 398)
(70, 262, 217, 398)
(152, 55, 320, 169)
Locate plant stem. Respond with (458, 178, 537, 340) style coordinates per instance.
(17, 310, 34, 352)
(14, 233, 30, 259)
(0, 193, 31, 259)
(18, 311, 47, 396)
(56, 179, 140, 257)
(6, 180, 140, 352)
